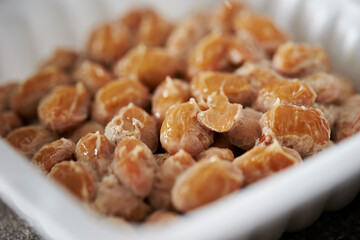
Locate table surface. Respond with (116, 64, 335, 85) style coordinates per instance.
(1, 193, 359, 240)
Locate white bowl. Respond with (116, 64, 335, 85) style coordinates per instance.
(0, 0, 360, 239)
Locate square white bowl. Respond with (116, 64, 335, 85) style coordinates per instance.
(0, 0, 360, 239)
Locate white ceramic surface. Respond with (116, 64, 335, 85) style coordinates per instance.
(0, 0, 360, 239)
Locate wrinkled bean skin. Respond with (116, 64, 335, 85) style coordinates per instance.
(334, 95, 360, 142)
(152, 77, 191, 125)
(12, 68, 71, 119)
(224, 108, 262, 150)
(187, 33, 266, 78)
(148, 150, 195, 210)
(105, 103, 158, 152)
(48, 161, 97, 202)
(38, 83, 91, 133)
(87, 22, 131, 65)
(171, 157, 244, 212)
(233, 141, 302, 185)
(272, 42, 331, 76)
(233, 11, 288, 53)
(113, 45, 179, 90)
(196, 147, 234, 162)
(6, 125, 55, 158)
(160, 99, 213, 156)
(94, 175, 151, 221)
(32, 138, 75, 173)
(73, 60, 113, 96)
(113, 138, 157, 198)
(75, 132, 114, 178)
(92, 79, 150, 125)
(260, 101, 330, 156)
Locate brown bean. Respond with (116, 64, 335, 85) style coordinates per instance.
(38, 83, 91, 133)
(313, 103, 338, 130)
(333, 95, 360, 142)
(166, 13, 210, 67)
(252, 78, 316, 112)
(70, 121, 105, 144)
(0, 82, 19, 112)
(160, 99, 213, 156)
(196, 147, 234, 162)
(302, 72, 341, 104)
(92, 79, 150, 125)
(235, 61, 283, 92)
(87, 22, 131, 65)
(94, 175, 150, 221)
(260, 101, 331, 156)
(113, 138, 157, 198)
(40, 48, 78, 71)
(113, 45, 179, 90)
(6, 125, 55, 158)
(32, 138, 75, 173)
(171, 157, 244, 212)
(48, 161, 97, 201)
(121, 8, 155, 30)
(197, 93, 242, 133)
(105, 103, 158, 152)
(334, 75, 356, 104)
(233, 141, 302, 185)
(213, 0, 246, 33)
(152, 77, 191, 125)
(75, 132, 114, 178)
(11, 67, 71, 119)
(145, 210, 179, 224)
(186, 32, 266, 78)
(121, 8, 173, 47)
(233, 11, 288, 53)
(272, 42, 331, 76)
(73, 60, 113, 96)
(224, 108, 262, 150)
(191, 71, 253, 105)
(135, 10, 173, 47)
(0, 111, 22, 137)
(148, 150, 195, 210)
